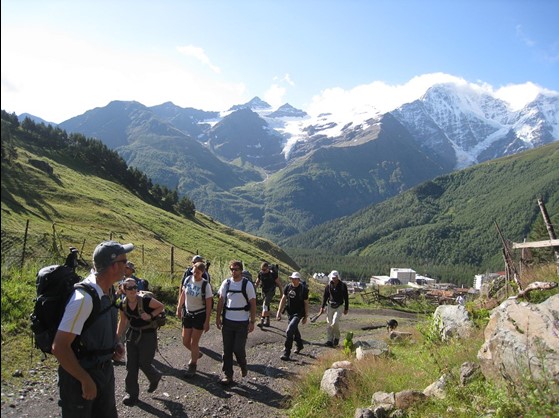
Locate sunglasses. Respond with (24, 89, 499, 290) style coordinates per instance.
(229, 267, 241, 271)
(125, 286, 138, 291)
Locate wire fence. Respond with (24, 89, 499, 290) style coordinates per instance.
(1, 220, 264, 284)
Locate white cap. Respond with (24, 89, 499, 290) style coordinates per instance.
(289, 272, 301, 279)
(328, 270, 340, 280)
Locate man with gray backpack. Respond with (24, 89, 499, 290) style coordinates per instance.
(51, 240, 133, 418)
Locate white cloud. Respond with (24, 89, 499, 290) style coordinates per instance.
(176, 45, 221, 74)
(263, 84, 286, 109)
(307, 73, 466, 117)
(494, 82, 548, 111)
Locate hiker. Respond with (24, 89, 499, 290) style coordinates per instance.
(52, 240, 133, 418)
(318, 270, 349, 347)
(276, 272, 309, 360)
(124, 261, 149, 291)
(176, 261, 213, 378)
(116, 277, 165, 406)
(181, 255, 211, 286)
(255, 261, 281, 327)
(215, 260, 257, 385)
(456, 294, 465, 305)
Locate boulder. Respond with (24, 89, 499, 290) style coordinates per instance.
(477, 294, 559, 386)
(355, 339, 389, 360)
(320, 367, 354, 398)
(433, 305, 474, 340)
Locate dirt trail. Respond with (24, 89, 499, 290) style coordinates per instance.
(1, 308, 420, 418)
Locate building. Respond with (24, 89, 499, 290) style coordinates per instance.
(389, 268, 416, 285)
(474, 272, 502, 290)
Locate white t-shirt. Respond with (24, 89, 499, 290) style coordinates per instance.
(218, 277, 256, 321)
(183, 277, 213, 312)
(58, 274, 104, 335)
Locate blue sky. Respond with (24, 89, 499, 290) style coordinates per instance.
(2, 0, 558, 123)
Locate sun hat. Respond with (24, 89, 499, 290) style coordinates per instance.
(289, 272, 301, 280)
(328, 270, 340, 280)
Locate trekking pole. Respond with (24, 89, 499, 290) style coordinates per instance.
(156, 345, 174, 369)
(310, 311, 323, 323)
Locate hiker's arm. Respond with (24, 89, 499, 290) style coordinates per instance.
(276, 295, 286, 320)
(215, 296, 224, 329)
(52, 330, 97, 400)
(148, 298, 165, 318)
(203, 284, 212, 332)
(248, 297, 256, 333)
(176, 288, 185, 319)
(116, 309, 128, 339)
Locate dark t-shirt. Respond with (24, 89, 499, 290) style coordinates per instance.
(283, 283, 308, 316)
(258, 270, 278, 292)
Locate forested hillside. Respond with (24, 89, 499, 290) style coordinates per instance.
(285, 142, 559, 285)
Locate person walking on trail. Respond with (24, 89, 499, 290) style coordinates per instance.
(215, 260, 257, 386)
(318, 270, 349, 347)
(276, 272, 309, 361)
(255, 261, 281, 328)
(116, 277, 165, 406)
(124, 261, 149, 291)
(52, 240, 133, 418)
(176, 261, 213, 378)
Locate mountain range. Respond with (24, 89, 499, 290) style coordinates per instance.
(19, 78, 559, 242)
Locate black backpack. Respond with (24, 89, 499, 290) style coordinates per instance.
(30, 249, 109, 354)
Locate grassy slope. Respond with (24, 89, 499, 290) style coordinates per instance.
(1, 141, 299, 280)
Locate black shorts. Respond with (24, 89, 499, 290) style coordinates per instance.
(182, 311, 206, 330)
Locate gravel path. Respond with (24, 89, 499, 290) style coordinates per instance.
(1, 308, 420, 418)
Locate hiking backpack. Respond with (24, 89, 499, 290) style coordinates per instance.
(119, 291, 167, 330)
(222, 277, 251, 318)
(30, 249, 110, 354)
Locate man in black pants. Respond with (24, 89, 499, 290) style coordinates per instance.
(276, 272, 309, 361)
(255, 262, 281, 327)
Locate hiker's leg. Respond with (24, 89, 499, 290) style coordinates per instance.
(182, 326, 193, 351)
(326, 306, 335, 342)
(331, 306, 343, 341)
(138, 331, 160, 384)
(285, 315, 301, 354)
(263, 289, 274, 317)
(90, 364, 118, 418)
(221, 320, 235, 378)
(58, 365, 94, 418)
(124, 339, 140, 398)
(232, 320, 249, 370)
(189, 327, 204, 365)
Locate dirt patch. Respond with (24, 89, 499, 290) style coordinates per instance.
(1, 308, 422, 417)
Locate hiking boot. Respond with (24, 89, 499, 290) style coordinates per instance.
(325, 340, 333, 347)
(280, 353, 290, 361)
(333, 339, 339, 347)
(184, 363, 197, 379)
(240, 365, 248, 377)
(122, 394, 138, 406)
(147, 372, 162, 393)
(264, 316, 270, 327)
(295, 343, 304, 354)
(219, 376, 233, 386)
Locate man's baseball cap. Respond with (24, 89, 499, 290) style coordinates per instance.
(192, 255, 204, 263)
(93, 241, 134, 273)
(289, 272, 301, 280)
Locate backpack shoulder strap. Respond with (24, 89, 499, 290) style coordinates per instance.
(74, 282, 112, 330)
(241, 277, 249, 304)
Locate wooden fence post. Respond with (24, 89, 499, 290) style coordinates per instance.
(537, 198, 559, 274)
(170, 246, 174, 281)
(21, 219, 29, 270)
